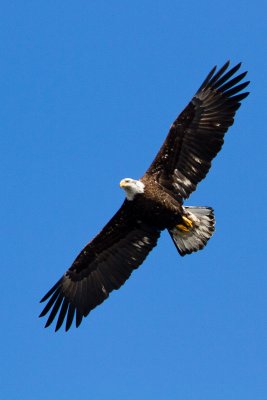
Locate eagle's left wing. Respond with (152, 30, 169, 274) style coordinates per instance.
(39, 201, 160, 331)
(144, 61, 249, 200)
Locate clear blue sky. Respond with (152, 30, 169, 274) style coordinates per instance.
(1, 1, 266, 399)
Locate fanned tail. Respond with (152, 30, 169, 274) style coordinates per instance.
(169, 206, 215, 256)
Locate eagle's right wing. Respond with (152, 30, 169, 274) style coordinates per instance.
(144, 61, 249, 201)
(39, 201, 160, 331)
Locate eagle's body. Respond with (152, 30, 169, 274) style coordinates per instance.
(130, 176, 184, 229)
(40, 61, 249, 331)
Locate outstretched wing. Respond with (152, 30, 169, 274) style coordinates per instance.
(39, 202, 160, 331)
(144, 61, 250, 200)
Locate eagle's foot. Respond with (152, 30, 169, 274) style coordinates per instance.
(176, 223, 190, 232)
(176, 216, 194, 233)
(182, 215, 194, 228)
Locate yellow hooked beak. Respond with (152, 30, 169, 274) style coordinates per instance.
(120, 179, 126, 188)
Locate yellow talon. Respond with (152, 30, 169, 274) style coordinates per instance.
(182, 215, 193, 228)
(176, 224, 190, 232)
(176, 215, 194, 233)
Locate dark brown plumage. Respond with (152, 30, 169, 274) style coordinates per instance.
(40, 61, 249, 331)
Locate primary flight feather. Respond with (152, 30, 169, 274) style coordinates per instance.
(40, 61, 249, 331)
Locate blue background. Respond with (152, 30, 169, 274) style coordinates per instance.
(1, 1, 266, 399)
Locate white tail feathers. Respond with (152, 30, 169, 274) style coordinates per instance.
(169, 206, 215, 256)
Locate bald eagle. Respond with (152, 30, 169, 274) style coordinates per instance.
(40, 61, 249, 331)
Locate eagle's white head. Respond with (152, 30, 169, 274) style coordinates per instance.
(120, 178, 145, 201)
